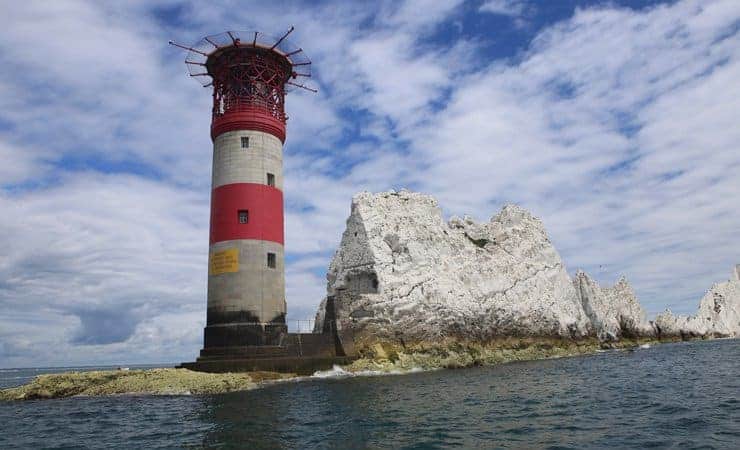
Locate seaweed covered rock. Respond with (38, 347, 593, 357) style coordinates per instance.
(573, 271, 655, 341)
(0, 368, 292, 401)
(316, 190, 591, 349)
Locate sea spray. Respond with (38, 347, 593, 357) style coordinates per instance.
(312, 365, 426, 379)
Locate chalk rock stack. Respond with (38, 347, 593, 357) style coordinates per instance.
(315, 190, 739, 348)
(655, 266, 740, 338)
(573, 271, 655, 341)
(317, 190, 591, 346)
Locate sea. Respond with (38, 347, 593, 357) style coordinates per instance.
(1, 339, 738, 449)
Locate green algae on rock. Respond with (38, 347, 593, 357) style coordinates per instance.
(0, 368, 292, 401)
(343, 338, 589, 372)
(343, 337, 671, 373)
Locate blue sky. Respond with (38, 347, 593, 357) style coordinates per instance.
(0, 0, 738, 368)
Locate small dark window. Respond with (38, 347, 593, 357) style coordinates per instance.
(238, 210, 249, 224)
(267, 252, 276, 269)
(241, 136, 249, 148)
(267, 173, 275, 187)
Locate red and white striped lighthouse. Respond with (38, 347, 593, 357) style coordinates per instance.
(171, 29, 314, 349)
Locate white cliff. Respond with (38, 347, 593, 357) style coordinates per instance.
(573, 271, 655, 341)
(655, 266, 740, 338)
(316, 190, 591, 346)
(653, 310, 698, 337)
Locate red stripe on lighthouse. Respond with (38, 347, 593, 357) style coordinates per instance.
(210, 183, 284, 245)
(211, 109, 286, 143)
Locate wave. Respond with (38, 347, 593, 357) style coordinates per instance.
(310, 365, 426, 379)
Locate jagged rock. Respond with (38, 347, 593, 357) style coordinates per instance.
(655, 266, 740, 338)
(654, 309, 699, 338)
(315, 190, 591, 348)
(314, 190, 739, 352)
(573, 271, 655, 341)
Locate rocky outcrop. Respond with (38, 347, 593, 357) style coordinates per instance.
(315, 191, 738, 360)
(653, 310, 698, 338)
(316, 190, 591, 349)
(0, 368, 293, 401)
(655, 266, 740, 339)
(573, 271, 655, 341)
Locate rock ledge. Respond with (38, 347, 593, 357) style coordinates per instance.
(0, 368, 291, 401)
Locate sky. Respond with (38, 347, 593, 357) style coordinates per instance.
(0, 0, 738, 368)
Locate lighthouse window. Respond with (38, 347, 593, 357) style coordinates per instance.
(267, 173, 275, 187)
(241, 136, 249, 148)
(238, 210, 249, 224)
(267, 252, 277, 269)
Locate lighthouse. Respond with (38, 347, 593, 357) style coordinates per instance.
(170, 29, 314, 351)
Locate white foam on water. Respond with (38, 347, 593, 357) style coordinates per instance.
(596, 348, 627, 353)
(639, 343, 651, 349)
(310, 365, 353, 379)
(310, 365, 426, 379)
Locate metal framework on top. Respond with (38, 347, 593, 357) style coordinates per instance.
(170, 28, 315, 140)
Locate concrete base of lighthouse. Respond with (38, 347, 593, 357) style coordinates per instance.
(179, 297, 357, 375)
(179, 332, 356, 375)
(204, 321, 287, 347)
(179, 343, 355, 375)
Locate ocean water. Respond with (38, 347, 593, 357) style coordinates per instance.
(1, 339, 738, 449)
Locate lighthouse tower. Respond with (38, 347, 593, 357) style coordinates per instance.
(170, 29, 314, 350)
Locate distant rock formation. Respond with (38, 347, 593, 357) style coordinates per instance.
(573, 271, 655, 341)
(655, 266, 740, 339)
(316, 190, 590, 348)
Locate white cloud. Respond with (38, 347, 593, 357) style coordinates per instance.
(0, 173, 207, 366)
(479, 0, 527, 17)
(381, 0, 465, 30)
(406, 0, 740, 315)
(0, 140, 53, 186)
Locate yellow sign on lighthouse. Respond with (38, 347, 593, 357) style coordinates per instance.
(209, 248, 239, 275)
